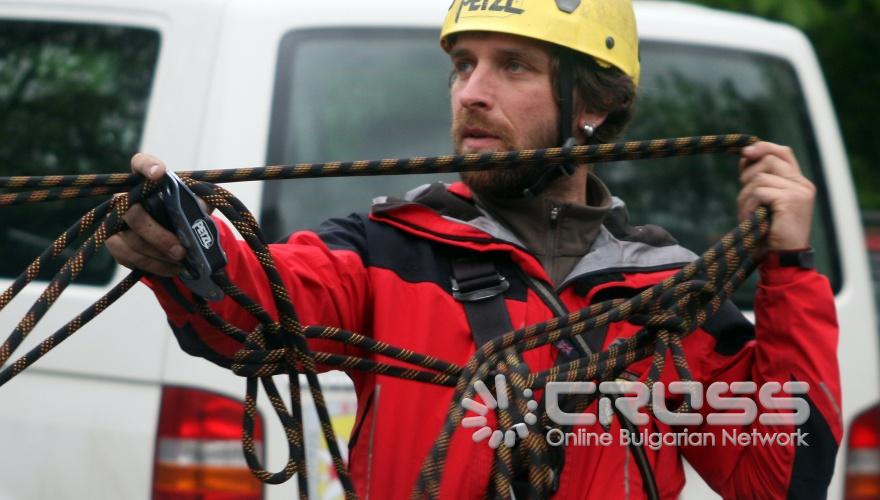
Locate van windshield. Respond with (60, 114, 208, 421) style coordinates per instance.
(264, 29, 838, 307)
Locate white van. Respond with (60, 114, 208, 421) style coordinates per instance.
(0, 1, 877, 498)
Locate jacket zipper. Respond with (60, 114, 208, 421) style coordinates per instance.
(548, 206, 560, 284)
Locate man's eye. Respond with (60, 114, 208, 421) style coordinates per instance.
(506, 61, 526, 73)
(455, 61, 474, 74)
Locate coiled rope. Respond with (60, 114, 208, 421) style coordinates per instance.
(0, 134, 766, 499)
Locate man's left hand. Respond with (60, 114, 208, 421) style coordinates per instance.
(737, 141, 816, 251)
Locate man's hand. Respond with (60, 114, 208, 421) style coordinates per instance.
(105, 153, 185, 277)
(737, 141, 816, 252)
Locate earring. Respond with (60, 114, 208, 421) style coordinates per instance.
(582, 123, 595, 138)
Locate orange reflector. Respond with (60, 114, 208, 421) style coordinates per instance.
(845, 473, 880, 500)
(154, 463, 262, 495)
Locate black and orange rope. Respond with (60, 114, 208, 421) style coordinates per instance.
(0, 135, 754, 206)
(0, 134, 767, 499)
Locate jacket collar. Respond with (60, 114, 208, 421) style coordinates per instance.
(370, 182, 698, 287)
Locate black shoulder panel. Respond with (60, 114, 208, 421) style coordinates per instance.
(368, 217, 529, 301)
(313, 212, 370, 258)
(702, 300, 756, 356)
(313, 210, 529, 302)
(307, 185, 531, 301)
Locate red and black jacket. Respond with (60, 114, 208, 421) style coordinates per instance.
(146, 181, 841, 499)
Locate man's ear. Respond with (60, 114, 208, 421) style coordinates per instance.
(573, 111, 608, 142)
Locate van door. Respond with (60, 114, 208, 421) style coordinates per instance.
(0, 2, 225, 498)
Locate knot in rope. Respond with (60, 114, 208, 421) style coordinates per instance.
(232, 324, 293, 378)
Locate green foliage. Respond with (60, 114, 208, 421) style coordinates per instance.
(0, 21, 160, 283)
(685, 1, 880, 208)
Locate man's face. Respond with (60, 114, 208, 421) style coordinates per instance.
(449, 32, 559, 198)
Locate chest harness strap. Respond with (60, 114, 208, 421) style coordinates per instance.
(452, 257, 576, 498)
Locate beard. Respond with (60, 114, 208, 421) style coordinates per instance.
(453, 111, 558, 199)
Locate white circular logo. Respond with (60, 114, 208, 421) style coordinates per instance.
(461, 374, 538, 449)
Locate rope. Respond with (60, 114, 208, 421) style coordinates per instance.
(0, 134, 767, 499)
(0, 135, 752, 206)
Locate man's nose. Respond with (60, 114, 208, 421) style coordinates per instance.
(456, 66, 496, 111)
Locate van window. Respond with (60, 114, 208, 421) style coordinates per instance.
(262, 29, 456, 239)
(602, 42, 838, 305)
(264, 30, 839, 308)
(0, 21, 160, 285)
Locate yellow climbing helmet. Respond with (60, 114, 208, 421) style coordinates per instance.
(440, 0, 640, 85)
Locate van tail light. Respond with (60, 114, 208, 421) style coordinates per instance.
(152, 386, 264, 500)
(845, 404, 880, 500)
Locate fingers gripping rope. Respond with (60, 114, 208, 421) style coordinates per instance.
(0, 134, 768, 499)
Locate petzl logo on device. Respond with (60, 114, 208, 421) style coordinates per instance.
(191, 219, 214, 250)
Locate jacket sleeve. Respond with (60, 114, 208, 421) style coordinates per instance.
(680, 258, 842, 499)
(142, 214, 372, 370)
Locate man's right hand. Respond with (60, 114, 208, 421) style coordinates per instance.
(105, 153, 186, 277)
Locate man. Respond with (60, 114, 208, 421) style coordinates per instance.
(107, 1, 841, 498)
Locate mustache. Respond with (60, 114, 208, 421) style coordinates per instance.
(451, 112, 513, 145)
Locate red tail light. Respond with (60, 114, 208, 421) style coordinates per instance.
(152, 386, 265, 500)
(845, 404, 880, 500)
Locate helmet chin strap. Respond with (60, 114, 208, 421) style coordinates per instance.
(521, 48, 579, 198)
